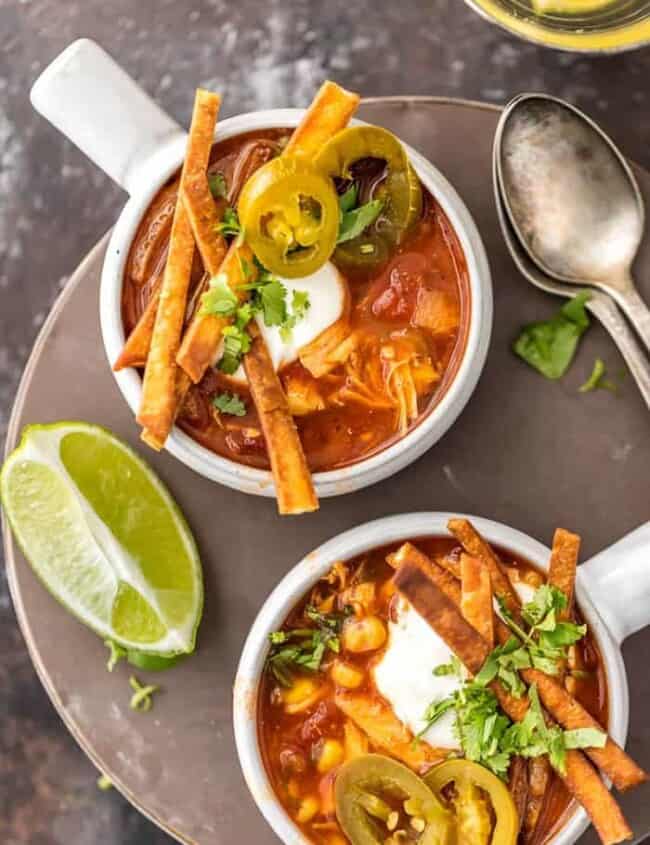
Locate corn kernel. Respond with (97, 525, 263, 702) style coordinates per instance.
(282, 678, 323, 714)
(387, 811, 399, 831)
(331, 660, 365, 689)
(342, 616, 387, 653)
(317, 739, 345, 773)
(296, 795, 320, 824)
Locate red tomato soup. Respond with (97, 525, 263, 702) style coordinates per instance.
(257, 538, 608, 845)
(122, 129, 470, 472)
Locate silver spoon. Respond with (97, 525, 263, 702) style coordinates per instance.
(493, 151, 650, 409)
(495, 93, 650, 354)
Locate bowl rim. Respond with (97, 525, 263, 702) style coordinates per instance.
(233, 512, 628, 845)
(99, 108, 492, 499)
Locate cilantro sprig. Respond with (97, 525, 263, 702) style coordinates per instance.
(266, 605, 352, 687)
(336, 183, 383, 245)
(513, 291, 591, 380)
(213, 392, 246, 416)
(416, 583, 603, 778)
(199, 258, 311, 374)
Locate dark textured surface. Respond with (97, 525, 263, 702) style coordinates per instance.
(0, 3, 649, 845)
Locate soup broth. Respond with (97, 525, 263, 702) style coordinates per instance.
(257, 537, 608, 845)
(122, 130, 470, 472)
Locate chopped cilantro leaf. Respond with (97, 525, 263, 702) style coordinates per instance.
(199, 273, 238, 318)
(337, 199, 383, 244)
(563, 727, 607, 751)
(339, 183, 359, 213)
(213, 392, 246, 417)
(513, 291, 591, 379)
(218, 325, 251, 375)
(433, 655, 462, 677)
(266, 605, 351, 687)
(208, 171, 227, 199)
(258, 279, 287, 326)
(216, 206, 241, 238)
(279, 289, 311, 342)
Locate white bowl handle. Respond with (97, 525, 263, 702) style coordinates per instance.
(30, 38, 184, 196)
(577, 521, 650, 645)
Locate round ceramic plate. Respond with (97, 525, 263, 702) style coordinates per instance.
(3, 98, 650, 844)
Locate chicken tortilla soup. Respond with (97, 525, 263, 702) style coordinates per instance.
(257, 519, 647, 845)
(116, 83, 469, 514)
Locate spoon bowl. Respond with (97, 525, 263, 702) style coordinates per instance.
(492, 147, 650, 408)
(495, 93, 650, 352)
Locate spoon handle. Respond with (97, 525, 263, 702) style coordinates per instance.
(608, 285, 650, 356)
(587, 292, 650, 409)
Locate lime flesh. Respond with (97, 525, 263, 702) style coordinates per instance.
(1, 423, 203, 655)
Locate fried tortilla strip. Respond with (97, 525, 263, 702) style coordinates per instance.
(448, 517, 523, 620)
(435, 554, 461, 580)
(548, 528, 580, 620)
(451, 524, 647, 794)
(243, 322, 317, 515)
(283, 81, 361, 159)
(524, 756, 550, 843)
(461, 552, 528, 833)
(181, 182, 228, 277)
(522, 666, 648, 792)
(177, 241, 253, 383)
(137, 89, 220, 444)
(509, 756, 529, 834)
(335, 690, 446, 772)
(114, 282, 162, 370)
(174, 160, 231, 381)
(388, 542, 461, 604)
(460, 553, 494, 646)
(393, 559, 634, 845)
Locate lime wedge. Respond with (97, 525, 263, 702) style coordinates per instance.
(1, 422, 203, 655)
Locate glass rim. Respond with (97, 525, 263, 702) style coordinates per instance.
(463, 0, 650, 53)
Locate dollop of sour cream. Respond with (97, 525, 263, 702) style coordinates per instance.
(374, 581, 537, 750)
(225, 261, 347, 384)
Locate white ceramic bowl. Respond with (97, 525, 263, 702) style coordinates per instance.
(31, 39, 492, 500)
(234, 512, 650, 845)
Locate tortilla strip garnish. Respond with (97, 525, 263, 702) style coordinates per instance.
(173, 157, 231, 381)
(460, 553, 494, 646)
(177, 240, 252, 383)
(524, 756, 550, 842)
(335, 690, 446, 772)
(508, 756, 529, 835)
(388, 542, 460, 603)
(448, 522, 647, 793)
(283, 81, 361, 160)
(448, 517, 523, 618)
(137, 89, 221, 444)
(114, 283, 161, 371)
(548, 527, 580, 619)
(243, 322, 318, 515)
(522, 666, 648, 792)
(393, 558, 633, 845)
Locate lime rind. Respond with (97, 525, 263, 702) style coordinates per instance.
(1, 422, 203, 656)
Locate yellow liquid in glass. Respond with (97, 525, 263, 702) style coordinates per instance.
(467, 0, 650, 51)
(531, 0, 617, 11)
